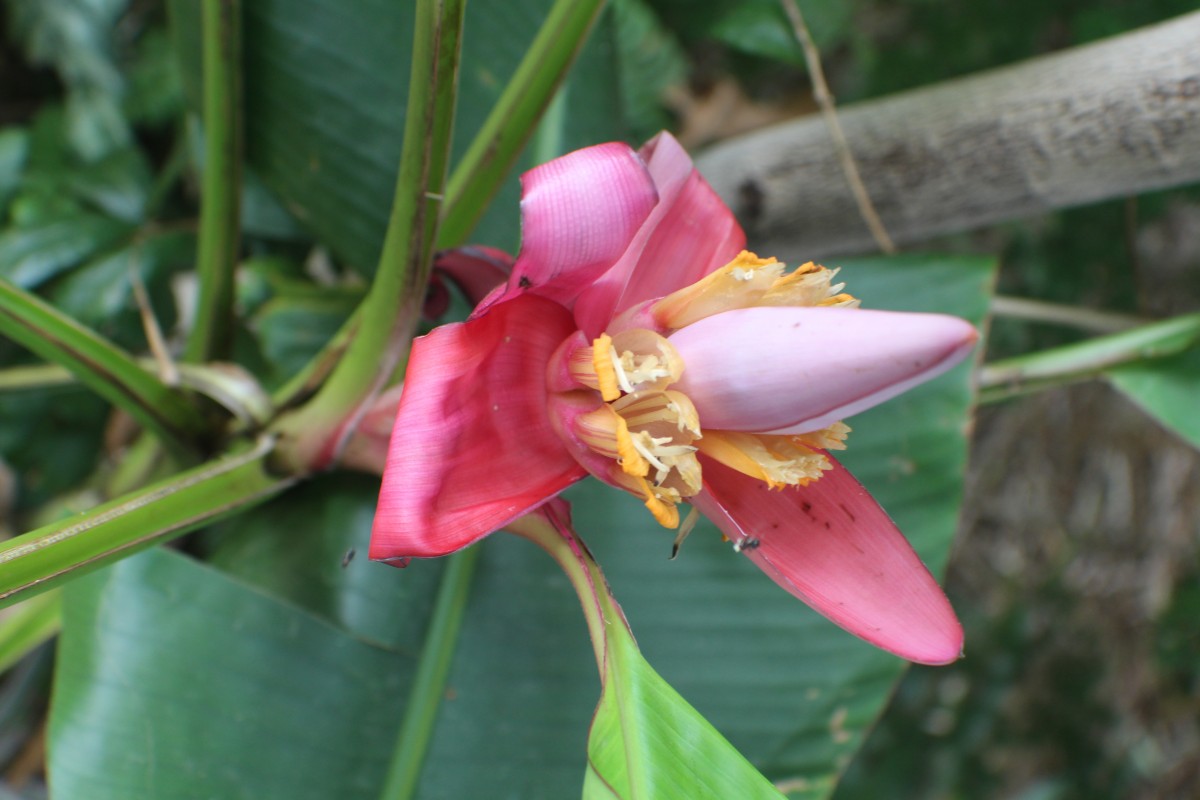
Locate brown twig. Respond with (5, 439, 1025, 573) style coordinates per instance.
(780, 0, 895, 253)
(129, 250, 180, 386)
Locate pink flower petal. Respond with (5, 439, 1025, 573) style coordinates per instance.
(575, 133, 746, 337)
(371, 294, 587, 562)
(474, 143, 659, 315)
(691, 456, 963, 664)
(669, 306, 978, 433)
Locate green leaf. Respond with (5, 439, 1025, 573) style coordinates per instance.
(202, 473, 443, 649)
(1107, 348, 1200, 450)
(612, 0, 688, 142)
(0, 128, 31, 214)
(67, 147, 154, 223)
(587, 624, 785, 799)
(48, 547, 416, 800)
(649, 0, 851, 65)
(123, 27, 186, 127)
(248, 281, 362, 388)
(734, 0, 848, 63)
(0, 388, 108, 509)
(49, 230, 193, 336)
(0, 213, 131, 288)
(8, 0, 131, 160)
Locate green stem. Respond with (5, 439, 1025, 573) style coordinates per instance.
(379, 547, 481, 800)
(979, 312, 1200, 403)
(437, 0, 606, 248)
(185, 0, 242, 363)
(505, 506, 611, 670)
(990, 295, 1147, 334)
(268, 307, 359, 412)
(0, 280, 206, 454)
(0, 436, 293, 610)
(273, 0, 466, 472)
(0, 363, 74, 391)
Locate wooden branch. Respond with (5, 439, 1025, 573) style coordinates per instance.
(695, 12, 1200, 259)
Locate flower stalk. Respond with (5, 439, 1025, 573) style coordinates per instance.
(505, 505, 612, 670)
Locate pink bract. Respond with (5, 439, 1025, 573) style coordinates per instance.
(371, 132, 975, 665)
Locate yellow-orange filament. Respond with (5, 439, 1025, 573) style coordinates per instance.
(697, 430, 836, 489)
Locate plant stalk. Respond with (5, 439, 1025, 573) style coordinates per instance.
(185, 0, 243, 363)
(979, 312, 1200, 403)
(273, 0, 466, 472)
(378, 547, 480, 800)
(0, 436, 293, 610)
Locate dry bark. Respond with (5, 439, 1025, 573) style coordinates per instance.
(695, 12, 1200, 259)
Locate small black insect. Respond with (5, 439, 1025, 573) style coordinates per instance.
(732, 536, 760, 553)
(341, 548, 357, 568)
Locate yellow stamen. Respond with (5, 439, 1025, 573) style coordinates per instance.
(653, 250, 783, 329)
(587, 330, 685, 400)
(575, 404, 650, 477)
(633, 474, 681, 528)
(697, 430, 833, 489)
(759, 263, 858, 308)
(566, 343, 602, 391)
(591, 333, 621, 401)
(820, 293, 860, 308)
(794, 421, 851, 451)
(661, 451, 703, 496)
